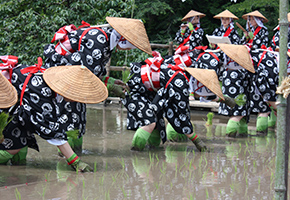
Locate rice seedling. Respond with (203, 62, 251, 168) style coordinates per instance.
(120, 185, 127, 198)
(15, 188, 21, 200)
(205, 188, 209, 199)
(118, 157, 125, 170)
(94, 161, 97, 173)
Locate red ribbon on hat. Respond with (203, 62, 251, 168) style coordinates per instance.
(0, 55, 18, 82)
(20, 57, 46, 105)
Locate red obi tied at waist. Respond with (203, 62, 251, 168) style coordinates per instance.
(141, 51, 163, 91)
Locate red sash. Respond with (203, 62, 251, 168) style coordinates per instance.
(248, 26, 262, 47)
(178, 26, 199, 48)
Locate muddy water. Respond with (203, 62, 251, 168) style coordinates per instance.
(0, 104, 283, 199)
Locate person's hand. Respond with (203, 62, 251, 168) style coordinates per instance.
(243, 31, 249, 39)
(114, 79, 129, 91)
(209, 43, 216, 49)
(248, 32, 254, 39)
(188, 22, 194, 31)
(71, 160, 93, 172)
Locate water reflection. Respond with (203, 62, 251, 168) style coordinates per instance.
(0, 105, 281, 199)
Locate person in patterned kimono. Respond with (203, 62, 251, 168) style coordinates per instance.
(0, 60, 108, 172)
(240, 11, 273, 135)
(241, 10, 269, 50)
(174, 10, 206, 101)
(122, 43, 235, 152)
(217, 44, 254, 137)
(175, 10, 206, 50)
(211, 10, 240, 49)
(43, 17, 152, 155)
(122, 48, 208, 152)
(271, 13, 290, 75)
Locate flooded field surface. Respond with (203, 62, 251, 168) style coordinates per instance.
(0, 104, 283, 199)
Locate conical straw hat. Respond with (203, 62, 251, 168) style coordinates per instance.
(185, 68, 224, 100)
(43, 65, 108, 104)
(181, 10, 206, 21)
(242, 10, 268, 23)
(0, 73, 18, 108)
(217, 43, 255, 73)
(106, 17, 152, 55)
(214, 10, 239, 20)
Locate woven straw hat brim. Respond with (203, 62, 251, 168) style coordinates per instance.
(185, 68, 224, 101)
(181, 10, 206, 21)
(106, 17, 152, 55)
(43, 65, 108, 104)
(0, 73, 18, 108)
(217, 44, 255, 73)
(213, 10, 239, 20)
(242, 10, 268, 23)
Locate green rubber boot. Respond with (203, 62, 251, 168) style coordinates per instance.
(147, 129, 161, 148)
(268, 109, 277, 128)
(166, 123, 188, 142)
(226, 119, 239, 138)
(131, 128, 151, 151)
(11, 146, 28, 165)
(237, 117, 248, 138)
(0, 150, 13, 165)
(256, 116, 268, 136)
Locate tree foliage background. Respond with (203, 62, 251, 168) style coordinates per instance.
(0, 0, 284, 69)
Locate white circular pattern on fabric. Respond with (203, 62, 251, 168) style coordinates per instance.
(253, 94, 260, 101)
(259, 84, 266, 92)
(167, 108, 174, 118)
(145, 109, 154, 117)
(71, 52, 81, 62)
(97, 35, 106, 44)
(224, 78, 231, 86)
(30, 93, 40, 104)
(31, 76, 43, 87)
(86, 55, 93, 65)
(36, 112, 45, 122)
(174, 118, 181, 127)
(86, 39, 94, 49)
(183, 126, 191, 134)
(93, 65, 101, 75)
(92, 49, 102, 60)
(11, 127, 21, 138)
(265, 59, 273, 67)
(174, 79, 184, 88)
(210, 59, 218, 66)
(230, 71, 238, 79)
(229, 87, 237, 94)
(88, 29, 99, 35)
(178, 101, 186, 109)
(202, 53, 210, 60)
(128, 103, 136, 112)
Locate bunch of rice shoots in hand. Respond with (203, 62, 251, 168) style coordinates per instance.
(234, 94, 247, 106)
(122, 68, 134, 97)
(0, 112, 12, 143)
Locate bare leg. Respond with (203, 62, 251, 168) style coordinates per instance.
(57, 142, 74, 160)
